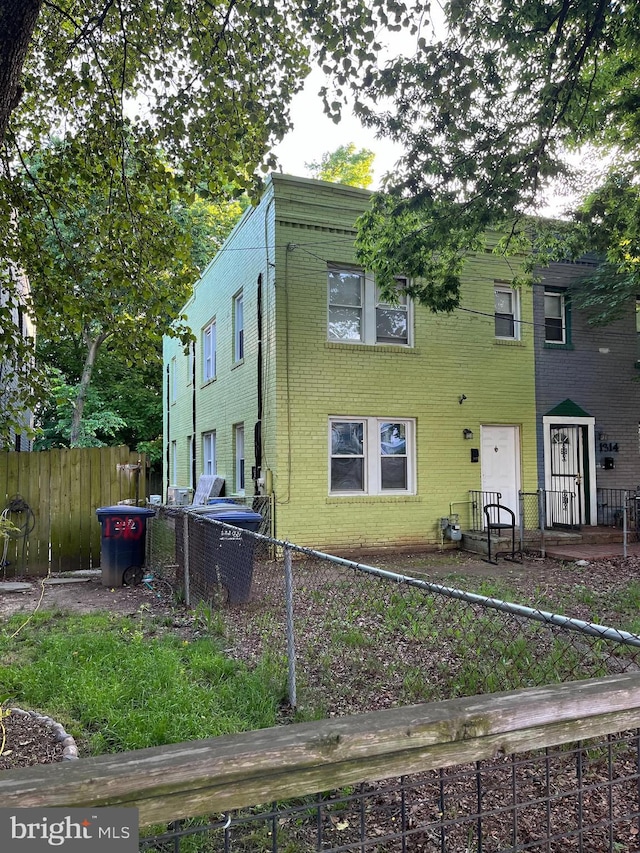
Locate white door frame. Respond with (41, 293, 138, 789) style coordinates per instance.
(543, 415, 596, 525)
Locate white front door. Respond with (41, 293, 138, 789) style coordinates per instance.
(481, 425, 521, 526)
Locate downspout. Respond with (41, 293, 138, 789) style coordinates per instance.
(254, 273, 263, 495)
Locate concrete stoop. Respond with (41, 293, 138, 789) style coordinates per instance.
(462, 526, 625, 558)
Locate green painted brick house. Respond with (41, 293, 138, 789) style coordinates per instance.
(163, 173, 538, 552)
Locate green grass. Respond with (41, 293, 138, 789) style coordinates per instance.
(0, 610, 286, 755)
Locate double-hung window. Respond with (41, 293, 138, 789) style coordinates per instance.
(203, 321, 216, 383)
(328, 266, 412, 345)
(544, 289, 568, 344)
(328, 268, 364, 341)
(234, 292, 244, 362)
(494, 285, 520, 340)
(202, 431, 216, 476)
(235, 423, 245, 494)
(329, 417, 415, 495)
(376, 278, 409, 344)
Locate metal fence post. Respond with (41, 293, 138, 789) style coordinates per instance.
(624, 491, 628, 560)
(183, 511, 191, 607)
(284, 544, 297, 709)
(538, 489, 546, 559)
(518, 492, 524, 553)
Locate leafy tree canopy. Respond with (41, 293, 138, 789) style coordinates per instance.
(0, 0, 430, 446)
(306, 143, 375, 188)
(351, 0, 640, 313)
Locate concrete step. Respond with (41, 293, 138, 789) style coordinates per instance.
(463, 527, 626, 556)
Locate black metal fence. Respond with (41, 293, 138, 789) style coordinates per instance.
(139, 728, 640, 852)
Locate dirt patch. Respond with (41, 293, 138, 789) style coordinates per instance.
(0, 574, 176, 621)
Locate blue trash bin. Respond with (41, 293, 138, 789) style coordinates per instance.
(96, 505, 156, 587)
(195, 504, 262, 604)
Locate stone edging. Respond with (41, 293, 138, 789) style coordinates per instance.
(11, 708, 79, 761)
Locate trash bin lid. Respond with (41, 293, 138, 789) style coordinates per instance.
(189, 503, 255, 515)
(96, 506, 156, 518)
(207, 508, 263, 523)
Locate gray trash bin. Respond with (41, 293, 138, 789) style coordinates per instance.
(193, 504, 262, 604)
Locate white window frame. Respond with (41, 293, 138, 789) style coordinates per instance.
(235, 423, 245, 494)
(202, 431, 216, 476)
(329, 416, 416, 496)
(544, 290, 567, 344)
(234, 292, 244, 362)
(327, 265, 412, 346)
(203, 320, 216, 383)
(494, 284, 521, 340)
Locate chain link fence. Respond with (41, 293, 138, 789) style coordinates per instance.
(146, 508, 640, 716)
(138, 507, 640, 851)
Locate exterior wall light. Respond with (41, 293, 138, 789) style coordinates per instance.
(463, 428, 474, 440)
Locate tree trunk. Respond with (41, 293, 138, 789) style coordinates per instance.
(69, 332, 107, 447)
(0, 0, 42, 142)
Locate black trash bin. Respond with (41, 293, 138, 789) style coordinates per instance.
(95, 505, 156, 587)
(192, 504, 262, 604)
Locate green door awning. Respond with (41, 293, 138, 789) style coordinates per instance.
(545, 399, 593, 419)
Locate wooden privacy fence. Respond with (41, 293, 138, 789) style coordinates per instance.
(0, 446, 147, 576)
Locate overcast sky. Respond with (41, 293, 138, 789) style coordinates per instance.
(272, 68, 406, 188)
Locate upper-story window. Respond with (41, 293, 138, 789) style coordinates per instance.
(234, 292, 244, 362)
(376, 278, 409, 344)
(328, 265, 412, 346)
(544, 290, 568, 344)
(203, 321, 216, 383)
(494, 284, 520, 340)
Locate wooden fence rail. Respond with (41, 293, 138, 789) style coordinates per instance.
(1, 673, 640, 827)
(0, 447, 147, 575)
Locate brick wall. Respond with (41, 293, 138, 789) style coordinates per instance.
(534, 262, 640, 492)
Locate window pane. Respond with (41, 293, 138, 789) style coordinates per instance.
(381, 457, 407, 490)
(380, 422, 406, 455)
(329, 306, 362, 341)
(545, 318, 564, 341)
(331, 422, 364, 455)
(235, 295, 244, 361)
(329, 270, 362, 306)
(331, 458, 364, 491)
(544, 294, 562, 319)
(376, 285, 407, 307)
(376, 308, 408, 343)
(495, 290, 513, 314)
(495, 314, 515, 338)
